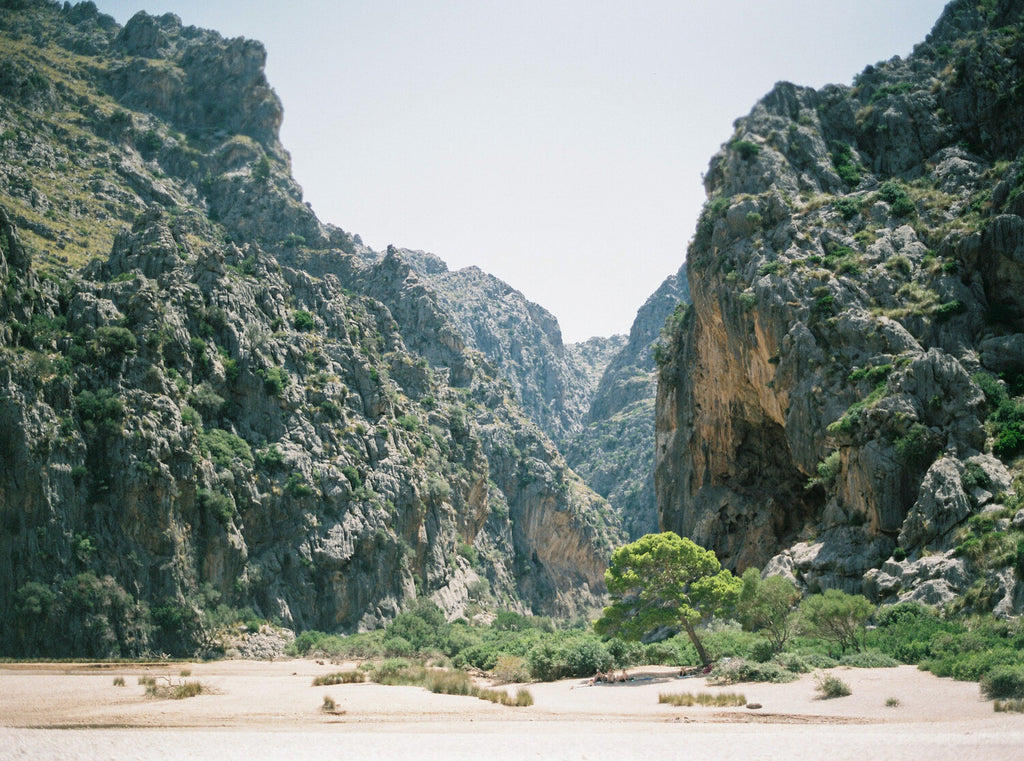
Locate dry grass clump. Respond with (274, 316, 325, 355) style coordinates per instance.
(994, 699, 1024, 713)
(886, 697, 901, 707)
(112, 676, 125, 687)
(424, 667, 533, 706)
(320, 695, 346, 714)
(659, 691, 746, 707)
(139, 675, 207, 699)
(312, 671, 365, 686)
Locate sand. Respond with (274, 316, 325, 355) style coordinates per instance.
(1, 660, 1022, 760)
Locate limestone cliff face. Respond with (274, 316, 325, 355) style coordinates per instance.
(656, 0, 1024, 613)
(0, 2, 621, 657)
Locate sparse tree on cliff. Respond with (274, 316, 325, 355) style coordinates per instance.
(594, 532, 741, 668)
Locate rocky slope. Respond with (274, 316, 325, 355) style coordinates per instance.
(656, 0, 1024, 614)
(0, 1, 623, 658)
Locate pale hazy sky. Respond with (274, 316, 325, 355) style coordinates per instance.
(93, 1, 951, 342)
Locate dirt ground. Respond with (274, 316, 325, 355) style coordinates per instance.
(1, 661, 1022, 760)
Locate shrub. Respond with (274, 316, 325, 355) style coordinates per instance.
(494, 654, 531, 683)
(885, 697, 900, 707)
(994, 699, 1024, 713)
(834, 196, 861, 220)
(292, 310, 315, 332)
(113, 676, 125, 686)
(770, 652, 815, 673)
(563, 637, 614, 678)
(321, 695, 337, 712)
(708, 658, 798, 684)
(894, 423, 937, 471)
(200, 427, 253, 469)
(733, 140, 761, 160)
(144, 678, 206, 699)
(980, 666, 1024, 700)
(814, 672, 851, 698)
(94, 325, 138, 356)
(992, 398, 1024, 459)
(831, 143, 862, 187)
(260, 366, 289, 396)
(878, 180, 915, 217)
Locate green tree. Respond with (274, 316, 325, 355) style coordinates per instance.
(799, 589, 875, 653)
(737, 568, 801, 654)
(593, 532, 741, 667)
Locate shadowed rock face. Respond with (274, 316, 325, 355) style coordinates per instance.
(656, 0, 1024, 613)
(0, 2, 623, 658)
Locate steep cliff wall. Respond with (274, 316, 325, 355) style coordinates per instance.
(657, 0, 1024, 614)
(0, 1, 622, 657)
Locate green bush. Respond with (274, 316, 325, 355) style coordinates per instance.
(200, 427, 253, 469)
(838, 649, 899, 668)
(198, 488, 235, 525)
(992, 398, 1024, 459)
(94, 325, 138, 356)
(292, 310, 315, 332)
(708, 658, 798, 684)
(834, 196, 861, 221)
(733, 140, 760, 160)
(260, 366, 289, 396)
(831, 143, 862, 187)
(894, 423, 937, 470)
(980, 666, 1024, 699)
(877, 180, 915, 217)
(563, 637, 614, 677)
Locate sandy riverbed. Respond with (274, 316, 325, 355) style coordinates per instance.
(1, 660, 1021, 760)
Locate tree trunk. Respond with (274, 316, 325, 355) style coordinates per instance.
(682, 617, 712, 668)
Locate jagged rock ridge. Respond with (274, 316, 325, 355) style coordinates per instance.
(656, 0, 1024, 614)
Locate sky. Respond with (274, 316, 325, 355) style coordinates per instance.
(93, 0, 952, 342)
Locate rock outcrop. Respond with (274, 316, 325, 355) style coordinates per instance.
(0, 1, 622, 658)
(656, 0, 1024, 613)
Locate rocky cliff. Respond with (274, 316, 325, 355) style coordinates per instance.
(0, 1, 623, 658)
(656, 0, 1024, 614)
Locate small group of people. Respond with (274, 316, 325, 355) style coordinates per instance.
(576, 669, 630, 688)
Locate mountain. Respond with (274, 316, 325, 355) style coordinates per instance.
(396, 249, 626, 450)
(655, 0, 1024, 615)
(0, 1, 624, 658)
